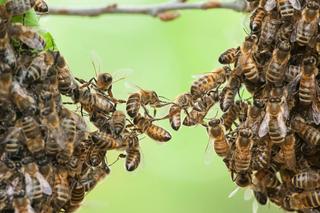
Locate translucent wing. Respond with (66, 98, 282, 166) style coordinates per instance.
(287, 73, 301, 95)
(252, 199, 259, 213)
(11, 25, 45, 50)
(244, 188, 254, 201)
(277, 114, 287, 137)
(228, 187, 240, 198)
(258, 113, 270, 138)
(204, 139, 215, 165)
(36, 172, 52, 195)
(282, 101, 289, 120)
(312, 101, 320, 125)
(112, 68, 134, 83)
(290, 29, 297, 43)
(289, 0, 301, 10)
(27, 204, 35, 213)
(24, 173, 33, 198)
(265, 0, 276, 11)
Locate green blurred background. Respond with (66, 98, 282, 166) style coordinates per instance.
(43, 1, 280, 212)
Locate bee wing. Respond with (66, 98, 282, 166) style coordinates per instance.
(112, 68, 134, 83)
(203, 138, 215, 165)
(277, 114, 287, 137)
(312, 101, 320, 125)
(12, 25, 45, 50)
(287, 73, 301, 96)
(36, 172, 52, 195)
(24, 173, 33, 198)
(228, 187, 240, 198)
(289, 0, 301, 10)
(27, 204, 36, 213)
(244, 188, 254, 201)
(258, 113, 270, 138)
(264, 0, 276, 11)
(252, 199, 259, 213)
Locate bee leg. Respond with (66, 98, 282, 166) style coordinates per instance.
(183, 108, 191, 118)
(142, 105, 152, 119)
(153, 108, 157, 117)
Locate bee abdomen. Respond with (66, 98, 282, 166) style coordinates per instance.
(126, 93, 141, 118)
(126, 148, 141, 171)
(292, 171, 320, 190)
(146, 124, 171, 142)
(214, 138, 229, 157)
(169, 104, 181, 131)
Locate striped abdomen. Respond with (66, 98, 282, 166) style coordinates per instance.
(126, 93, 141, 117)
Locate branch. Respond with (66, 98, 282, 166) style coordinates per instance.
(48, 0, 249, 21)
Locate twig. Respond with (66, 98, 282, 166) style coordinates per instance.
(48, 0, 249, 21)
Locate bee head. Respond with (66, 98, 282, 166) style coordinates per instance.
(99, 73, 113, 84)
(278, 40, 291, 52)
(307, 0, 319, 10)
(208, 118, 221, 127)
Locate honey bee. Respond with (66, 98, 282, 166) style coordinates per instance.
(3, 127, 23, 159)
(253, 190, 268, 205)
(0, 22, 16, 71)
(266, 40, 291, 86)
(222, 102, 240, 130)
(220, 74, 242, 112)
(291, 116, 320, 146)
(22, 157, 52, 202)
(33, 0, 48, 14)
(292, 170, 320, 190)
(19, 51, 57, 84)
(238, 35, 260, 83)
(110, 110, 126, 136)
(258, 93, 288, 144)
(234, 128, 253, 173)
(183, 90, 219, 126)
(89, 111, 111, 133)
(53, 169, 70, 209)
(280, 133, 296, 170)
(253, 169, 281, 190)
(9, 23, 46, 50)
(5, 0, 33, 16)
(293, 0, 319, 46)
(133, 114, 171, 142)
(207, 119, 230, 157)
(124, 133, 141, 171)
(234, 172, 252, 187)
(81, 163, 110, 192)
(284, 190, 320, 210)
(17, 116, 46, 161)
(126, 87, 169, 118)
(63, 182, 85, 213)
(286, 64, 301, 82)
(10, 81, 37, 115)
(252, 138, 271, 170)
(258, 11, 280, 47)
(264, 0, 301, 19)
(250, 7, 266, 33)
(168, 93, 193, 130)
(190, 66, 231, 98)
(13, 191, 35, 213)
(276, 22, 293, 42)
(90, 131, 122, 150)
(218, 47, 240, 64)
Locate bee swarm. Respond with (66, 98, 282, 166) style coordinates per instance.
(1, 0, 320, 212)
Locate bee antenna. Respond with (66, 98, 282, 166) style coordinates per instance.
(91, 61, 98, 78)
(108, 154, 126, 167)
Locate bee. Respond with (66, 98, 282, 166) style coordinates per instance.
(220, 73, 242, 112)
(89, 111, 111, 133)
(276, 22, 293, 42)
(299, 56, 318, 106)
(293, 0, 319, 46)
(258, 11, 280, 47)
(0, 21, 16, 71)
(60, 108, 76, 144)
(252, 139, 271, 170)
(5, 0, 33, 16)
(190, 66, 230, 98)
(81, 163, 110, 192)
(258, 92, 288, 144)
(264, 0, 301, 19)
(110, 110, 126, 136)
(63, 182, 85, 213)
(17, 116, 46, 162)
(3, 127, 23, 159)
(13, 191, 35, 213)
(286, 64, 301, 82)
(250, 7, 266, 33)
(133, 114, 171, 142)
(292, 170, 320, 190)
(22, 157, 52, 202)
(90, 131, 122, 150)
(253, 169, 281, 190)
(253, 190, 268, 205)
(168, 93, 193, 130)
(222, 102, 240, 130)
(33, 0, 48, 14)
(218, 47, 240, 64)
(10, 81, 38, 115)
(19, 51, 57, 84)
(233, 128, 253, 173)
(234, 172, 252, 187)
(238, 35, 260, 83)
(207, 119, 230, 157)
(78, 87, 115, 115)
(53, 169, 70, 209)
(183, 90, 219, 126)
(124, 133, 141, 171)
(126, 87, 169, 118)
(266, 40, 291, 86)
(280, 133, 296, 170)
(291, 116, 320, 146)
(8, 23, 46, 50)
(284, 190, 320, 210)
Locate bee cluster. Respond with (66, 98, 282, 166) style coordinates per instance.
(172, 0, 320, 211)
(0, 1, 179, 212)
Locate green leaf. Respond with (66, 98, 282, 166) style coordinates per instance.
(42, 31, 58, 51)
(12, 9, 39, 27)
